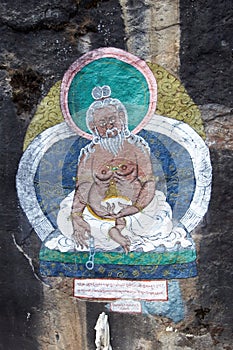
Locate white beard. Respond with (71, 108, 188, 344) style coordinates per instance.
(99, 128, 125, 156)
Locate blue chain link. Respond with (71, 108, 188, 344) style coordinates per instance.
(85, 236, 95, 270)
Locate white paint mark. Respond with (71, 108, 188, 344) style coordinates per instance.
(12, 234, 49, 287)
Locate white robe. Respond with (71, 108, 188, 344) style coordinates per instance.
(45, 190, 193, 252)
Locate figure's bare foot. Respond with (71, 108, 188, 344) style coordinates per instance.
(108, 227, 131, 254)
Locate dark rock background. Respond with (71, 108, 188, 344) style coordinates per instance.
(180, 0, 233, 346)
(0, 0, 233, 349)
(180, 0, 233, 107)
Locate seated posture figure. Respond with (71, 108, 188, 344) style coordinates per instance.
(55, 86, 191, 253)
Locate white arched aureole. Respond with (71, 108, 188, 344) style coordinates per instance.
(16, 115, 212, 241)
(16, 123, 76, 240)
(145, 115, 212, 232)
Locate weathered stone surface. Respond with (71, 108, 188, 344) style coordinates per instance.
(38, 286, 87, 350)
(157, 331, 218, 350)
(197, 149, 233, 344)
(0, 229, 43, 350)
(0, 78, 43, 348)
(200, 104, 233, 150)
(192, 103, 233, 346)
(180, 0, 233, 107)
(120, 0, 180, 74)
(0, 0, 77, 31)
(0, 0, 125, 101)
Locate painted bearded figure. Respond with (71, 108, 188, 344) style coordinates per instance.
(49, 86, 191, 253)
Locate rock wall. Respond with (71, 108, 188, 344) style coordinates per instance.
(119, 0, 180, 74)
(1, 0, 232, 349)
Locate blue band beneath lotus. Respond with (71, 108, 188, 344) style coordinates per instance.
(40, 260, 197, 280)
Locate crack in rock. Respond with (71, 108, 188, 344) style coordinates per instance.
(12, 234, 49, 287)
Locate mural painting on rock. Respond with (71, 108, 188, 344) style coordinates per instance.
(16, 48, 212, 321)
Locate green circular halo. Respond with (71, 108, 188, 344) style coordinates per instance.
(61, 48, 157, 139)
(68, 58, 149, 133)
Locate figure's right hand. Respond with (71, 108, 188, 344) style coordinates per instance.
(72, 218, 91, 249)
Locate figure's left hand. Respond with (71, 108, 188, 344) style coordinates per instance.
(114, 202, 139, 218)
